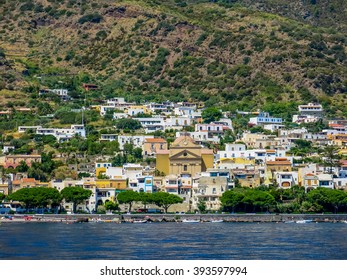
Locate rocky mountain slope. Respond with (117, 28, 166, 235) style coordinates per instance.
(0, 0, 346, 117)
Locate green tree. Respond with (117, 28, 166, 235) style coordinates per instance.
(116, 190, 140, 212)
(202, 107, 223, 123)
(115, 119, 142, 130)
(138, 192, 153, 209)
(16, 161, 29, 173)
(61, 187, 92, 213)
(0, 193, 6, 202)
(151, 192, 183, 213)
(133, 147, 143, 161)
(105, 201, 119, 212)
(197, 199, 207, 213)
(8, 188, 34, 209)
(220, 189, 245, 212)
(9, 188, 62, 209)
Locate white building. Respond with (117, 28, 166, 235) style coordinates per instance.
(293, 103, 324, 124)
(39, 89, 69, 100)
(117, 135, 153, 150)
(191, 175, 228, 211)
(147, 102, 174, 114)
(249, 112, 282, 127)
(105, 167, 124, 179)
(275, 172, 299, 188)
(100, 134, 118, 142)
(133, 117, 165, 134)
(317, 174, 334, 189)
(298, 103, 323, 117)
(174, 105, 197, 116)
(113, 113, 128, 119)
(128, 176, 154, 193)
(176, 131, 221, 144)
(100, 105, 116, 116)
(217, 143, 286, 163)
(19, 125, 86, 142)
(164, 116, 192, 129)
(263, 124, 285, 132)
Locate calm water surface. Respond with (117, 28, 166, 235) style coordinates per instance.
(0, 222, 346, 260)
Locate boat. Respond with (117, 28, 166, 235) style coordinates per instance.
(211, 219, 224, 223)
(133, 220, 147, 223)
(182, 219, 200, 223)
(296, 220, 313, 224)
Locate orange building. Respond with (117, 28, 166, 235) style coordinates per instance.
(143, 138, 168, 157)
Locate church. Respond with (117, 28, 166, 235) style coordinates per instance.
(156, 135, 214, 176)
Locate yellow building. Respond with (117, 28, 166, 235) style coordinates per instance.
(95, 178, 127, 190)
(11, 178, 50, 193)
(216, 157, 255, 168)
(96, 167, 107, 177)
(156, 136, 214, 176)
(0, 182, 9, 195)
(330, 134, 347, 146)
(265, 158, 292, 185)
(125, 105, 151, 115)
(143, 138, 168, 157)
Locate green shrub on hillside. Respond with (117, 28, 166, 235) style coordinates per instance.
(78, 13, 102, 24)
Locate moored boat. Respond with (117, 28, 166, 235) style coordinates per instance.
(182, 219, 200, 223)
(296, 220, 313, 224)
(133, 219, 147, 223)
(211, 219, 224, 223)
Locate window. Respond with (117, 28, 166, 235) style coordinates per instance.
(183, 165, 187, 171)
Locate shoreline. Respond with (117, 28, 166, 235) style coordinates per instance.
(1, 213, 347, 224)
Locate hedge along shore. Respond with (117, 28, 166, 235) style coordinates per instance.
(1, 214, 347, 223)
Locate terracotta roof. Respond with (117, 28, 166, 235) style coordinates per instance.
(172, 135, 195, 145)
(12, 180, 20, 185)
(329, 124, 344, 128)
(144, 138, 167, 143)
(22, 178, 36, 183)
(201, 149, 214, 154)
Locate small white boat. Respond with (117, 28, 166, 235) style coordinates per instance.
(341, 220, 347, 224)
(133, 220, 147, 223)
(182, 219, 200, 223)
(211, 219, 224, 223)
(296, 220, 313, 224)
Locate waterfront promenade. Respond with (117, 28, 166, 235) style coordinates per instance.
(1, 213, 347, 223)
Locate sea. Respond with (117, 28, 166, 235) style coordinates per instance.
(0, 222, 346, 260)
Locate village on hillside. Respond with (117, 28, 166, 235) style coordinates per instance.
(1, 89, 347, 214)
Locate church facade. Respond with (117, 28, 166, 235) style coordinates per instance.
(156, 136, 214, 176)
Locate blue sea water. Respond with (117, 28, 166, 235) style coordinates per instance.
(0, 222, 346, 260)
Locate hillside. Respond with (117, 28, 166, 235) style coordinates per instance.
(0, 0, 347, 118)
(236, 0, 347, 31)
